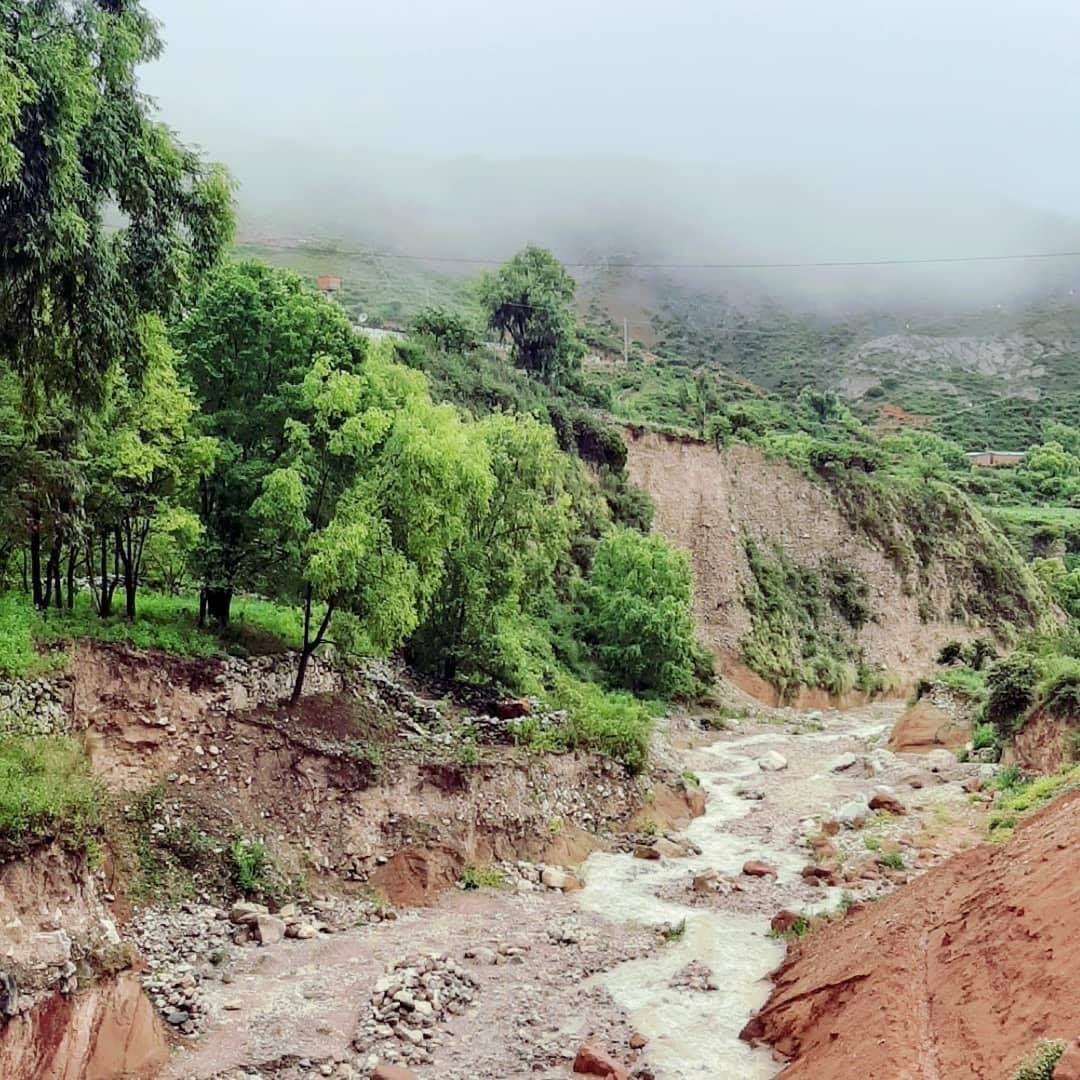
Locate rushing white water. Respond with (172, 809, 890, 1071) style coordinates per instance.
(578, 729, 827, 1079)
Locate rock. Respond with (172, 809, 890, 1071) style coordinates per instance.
(229, 901, 268, 925)
(573, 1043, 630, 1079)
(371, 1067, 418, 1080)
(629, 1032, 649, 1050)
(829, 752, 858, 772)
(770, 910, 803, 934)
(821, 819, 840, 836)
(962, 775, 984, 793)
(737, 787, 766, 800)
(633, 846, 662, 861)
(742, 860, 777, 878)
(491, 698, 531, 720)
(926, 748, 958, 773)
(254, 914, 286, 946)
(464, 946, 497, 965)
(165, 1009, 191, 1026)
(692, 869, 719, 893)
(868, 792, 907, 815)
(30, 930, 72, 967)
(541, 866, 582, 890)
(653, 837, 687, 858)
(757, 751, 788, 772)
(834, 799, 869, 828)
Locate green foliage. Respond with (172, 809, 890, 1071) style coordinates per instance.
(972, 722, 999, 752)
(877, 851, 905, 870)
(0, 592, 46, 677)
(479, 246, 584, 386)
(1037, 656, 1080, 717)
(985, 652, 1041, 736)
(409, 306, 480, 354)
(0, 737, 101, 860)
(409, 414, 572, 688)
(228, 838, 283, 903)
(1010, 1040, 1067, 1080)
(513, 674, 655, 773)
(936, 665, 987, 699)
(740, 540, 866, 700)
(0, 1, 234, 404)
(458, 864, 505, 890)
(579, 528, 705, 697)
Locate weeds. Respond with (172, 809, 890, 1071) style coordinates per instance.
(1010, 1039, 1067, 1080)
(877, 851, 905, 870)
(459, 864, 505, 890)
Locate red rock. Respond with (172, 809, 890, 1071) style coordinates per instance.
(573, 1042, 630, 1079)
(770, 910, 802, 934)
(629, 1032, 649, 1050)
(822, 819, 840, 836)
(372, 1067, 418, 1080)
(962, 776, 983, 793)
(742, 860, 777, 878)
(634, 846, 662, 861)
(801, 864, 832, 880)
(493, 698, 531, 720)
(868, 792, 907, 815)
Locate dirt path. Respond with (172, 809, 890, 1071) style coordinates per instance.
(161, 702, 988, 1079)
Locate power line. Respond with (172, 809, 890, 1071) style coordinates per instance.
(365, 249, 1080, 271)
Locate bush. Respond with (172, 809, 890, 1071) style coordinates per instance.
(579, 529, 703, 698)
(0, 737, 102, 860)
(0, 592, 50, 678)
(936, 665, 987, 699)
(1010, 1040, 1066, 1080)
(514, 674, 655, 773)
(1038, 657, 1080, 717)
(985, 652, 1041, 737)
(972, 722, 999, 752)
(228, 838, 283, 904)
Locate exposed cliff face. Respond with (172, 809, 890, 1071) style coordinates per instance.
(624, 431, 1038, 697)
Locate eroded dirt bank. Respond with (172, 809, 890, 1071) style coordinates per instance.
(742, 791, 1080, 1079)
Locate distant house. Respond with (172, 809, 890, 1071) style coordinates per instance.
(316, 275, 342, 296)
(966, 450, 1026, 468)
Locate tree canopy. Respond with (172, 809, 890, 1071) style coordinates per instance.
(0, 0, 234, 404)
(479, 246, 583, 386)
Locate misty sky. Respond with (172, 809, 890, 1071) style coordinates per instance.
(144, 0, 1079, 217)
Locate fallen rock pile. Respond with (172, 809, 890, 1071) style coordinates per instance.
(353, 953, 480, 1071)
(669, 959, 718, 993)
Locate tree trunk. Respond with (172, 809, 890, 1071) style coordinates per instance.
(289, 645, 313, 706)
(29, 526, 43, 609)
(65, 546, 77, 610)
(202, 586, 233, 628)
(290, 590, 335, 706)
(98, 534, 113, 618)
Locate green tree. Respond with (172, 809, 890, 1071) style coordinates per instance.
(479, 246, 583, 386)
(409, 414, 573, 687)
(176, 261, 365, 626)
(252, 347, 490, 703)
(579, 528, 704, 697)
(409, 306, 480, 354)
(84, 318, 202, 619)
(0, 1, 233, 404)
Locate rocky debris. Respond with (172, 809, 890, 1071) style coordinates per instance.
(692, 869, 719, 893)
(0, 676, 68, 737)
(868, 791, 907, 815)
(757, 751, 788, 772)
(573, 1042, 630, 1079)
(353, 953, 480, 1070)
(669, 959, 718, 993)
(833, 798, 869, 828)
(742, 860, 777, 878)
(736, 786, 766, 800)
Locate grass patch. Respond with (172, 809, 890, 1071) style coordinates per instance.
(0, 736, 102, 860)
(936, 665, 987, 699)
(512, 673, 654, 773)
(988, 764, 1080, 839)
(877, 851, 905, 870)
(0, 593, 56, 678)
(662, 917, 686, 942)
(459, 864, 505, 890)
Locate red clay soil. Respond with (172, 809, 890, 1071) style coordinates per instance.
(741, 790, 1080, 1079)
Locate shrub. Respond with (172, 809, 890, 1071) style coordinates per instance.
(877, 851, 905, 870)
(1010, 1039, 1066, 1080)
(579, 529, 703, 698)
(937, 640, 965, 666)
(1038, 657, 1080, 717)
(459, 864, 505, 890)
(0, 592, 47, 678)
(0, 737, 102, 860)
(228, 838, 282, 903)
(936, 665, 987, 699)
(985, 652, 1041, 737)
(972, 722, 999, 752)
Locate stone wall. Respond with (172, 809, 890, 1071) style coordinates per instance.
(0, 677, 69, 738)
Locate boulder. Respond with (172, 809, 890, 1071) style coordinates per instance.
(962, 775, 984, 793)
(829, 752, 858, 772)
(869, 792, 907, 816)
(573, 1043, 630, 1079)
(653, 838, 688, 858)
(692, 870, 719, 893)
(254, 914, 285, 946)
(371, 1067, 418, 1080)
(757, 751, 788, 772)
(229, 901, 268, 925)
(834, 799, 869, 828)
(770, 910, 802, 934)
(742, 860, 777, 878)
(629, 1032, 649, 1050)
(541, 866, 582, 891)
(633, 846, 662, 861)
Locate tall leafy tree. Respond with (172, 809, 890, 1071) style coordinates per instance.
(176, 261, 364, 625)
(479, 246, 584, 386)
(252, 347, 490, 703)
(0, 1, 234, 404)
(409, 414, 574, 686)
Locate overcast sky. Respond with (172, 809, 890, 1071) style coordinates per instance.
(142, 0, 1079, 216)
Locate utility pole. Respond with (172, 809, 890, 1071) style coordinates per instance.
(623, 318, 629, 364)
